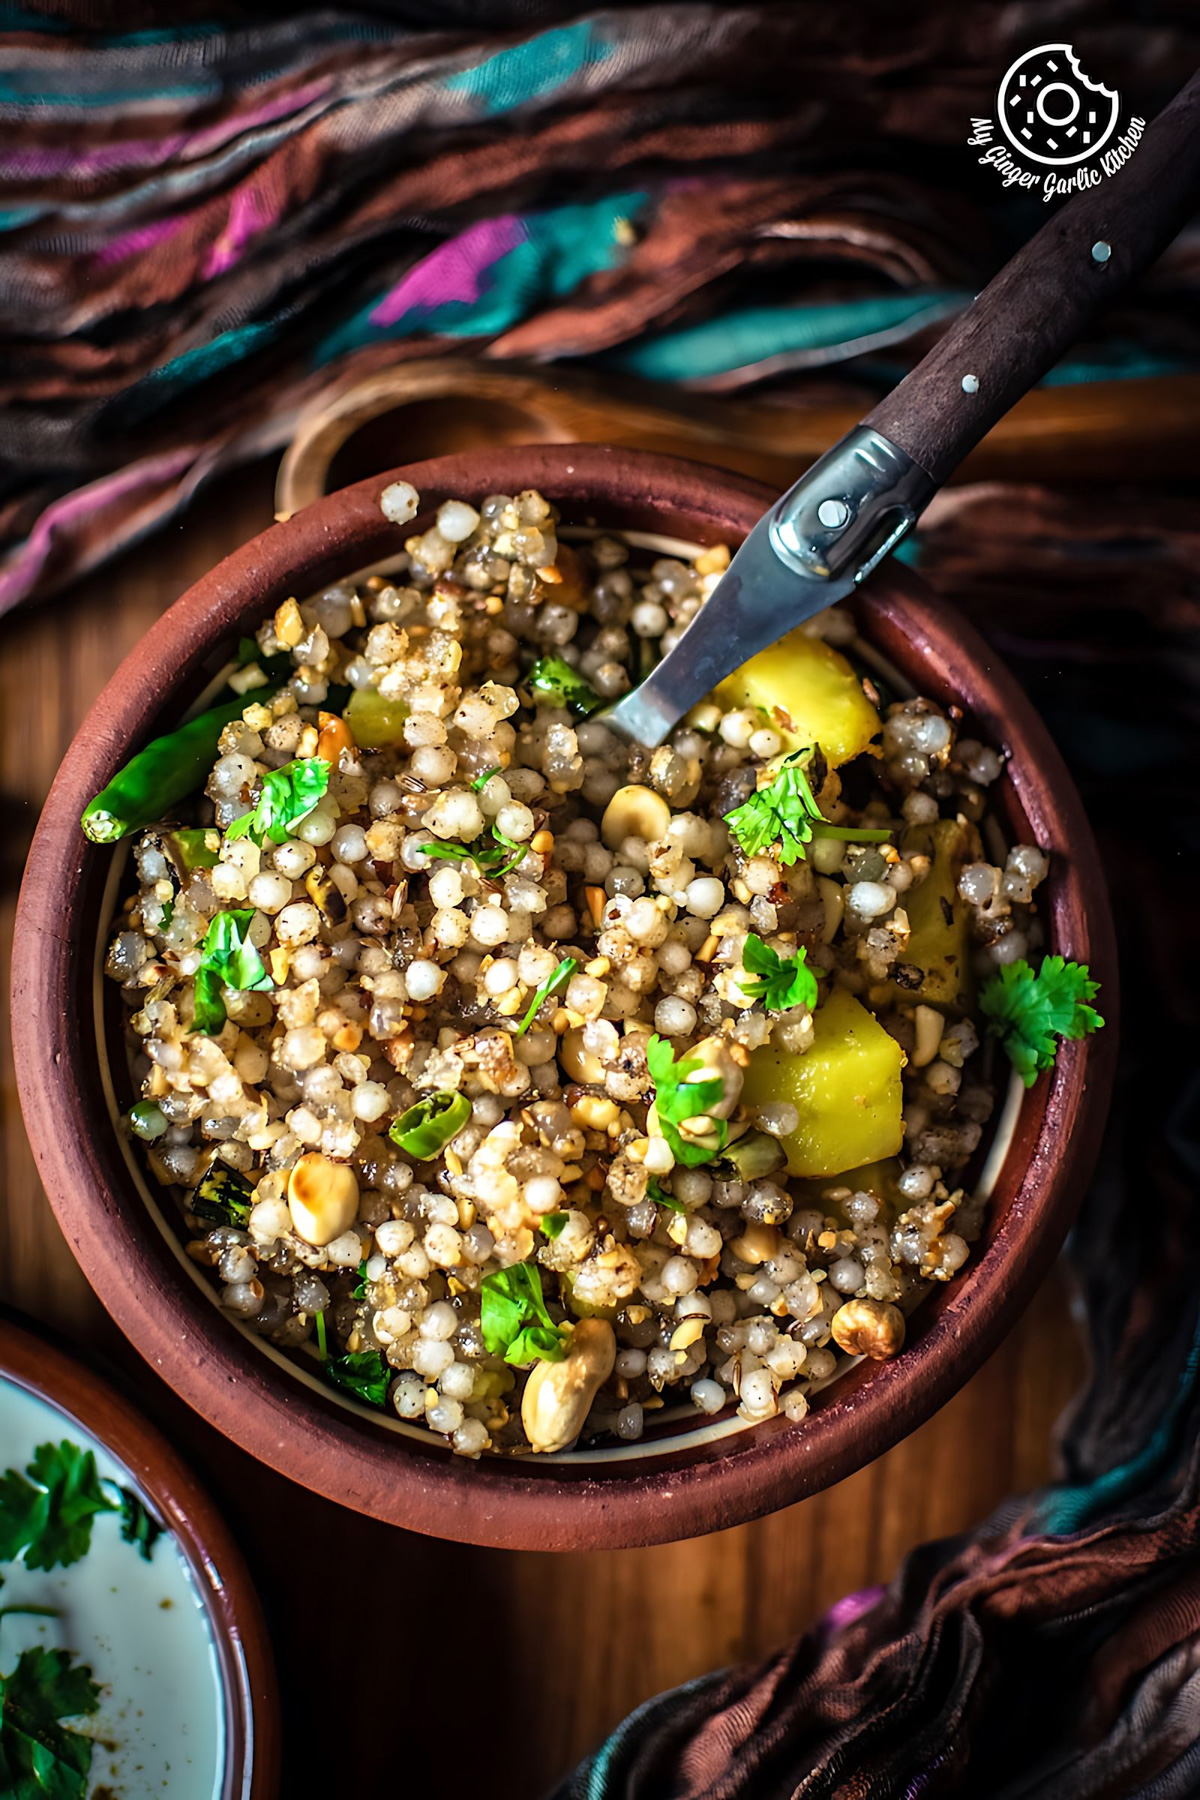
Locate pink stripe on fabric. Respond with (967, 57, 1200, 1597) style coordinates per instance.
(369, 214, 526, 326)
(1, 78, 330, 179)
(0, 449, 196, 611)
(203, 182, 279, 278)
(825, 1584, 885, 1631)
(96, 212, 188, 266)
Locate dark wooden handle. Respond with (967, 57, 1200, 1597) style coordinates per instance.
(864, 68, 1200, 485)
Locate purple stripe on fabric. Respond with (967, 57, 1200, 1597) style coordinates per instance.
(825, 1584, 885, 1631)
(0, 449, 196, 611)
(1, 78, 329, 179)
(96, 211, 188, 266)
(203, 182, 279, 278)
(369, 214, 526, 326)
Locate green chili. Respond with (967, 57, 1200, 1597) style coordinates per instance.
(81, 686, 278, 846)
(389, 1090, 471, 1159)
(189, 1166, 253, 1227)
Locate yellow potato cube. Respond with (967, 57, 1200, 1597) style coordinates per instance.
(712, 627, 880, 767)
(880, 817, 976, 1011)
(742, 987, 905, 1178)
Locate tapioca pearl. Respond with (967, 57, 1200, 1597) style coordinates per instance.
(436, 499, 480, 543)
(404, 959, 445, 1003)
(294, 801, 338, 846)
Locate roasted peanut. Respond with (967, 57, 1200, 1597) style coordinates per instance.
(521, 1319, 616, 1452)
(600, 784, 671, 851)
(830, 1297, 906, 1361)
(287, 1153, 360, 1247)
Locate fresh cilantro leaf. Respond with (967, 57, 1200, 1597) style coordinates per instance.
(480, 1263, 567, 1367)
(189, 1166, 253, 1228)
(116, 1489, 162, 1563)
(324, 1350, 390, 1408)
(0, 1643, 101, 1800)
(189, 908, 273, 1035)
(741, 933, 820, 1012)
(314, 1310, 328, 1361)
(979, 955, 1104, 1087)
(0, 1474, 46, 1570)
(0, 1444, 117, 1573)
(526, 655, 600, 718)
(540, 1212, 569, 1239)
(646, 1178, 686, 1213)
(352, 1260, 370, 1299)
(645, 1035, 729, 1167)
(225, 757, 330, 846)
(507, 1324, 566, 1364)
(724, 751, 820, 865)
(725, 749, 890, 865)
(515, 956, 577, 1038)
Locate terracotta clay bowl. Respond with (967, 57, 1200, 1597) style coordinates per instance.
(13, 446, 1117, 1551)
(0, 1312, 279, 1795)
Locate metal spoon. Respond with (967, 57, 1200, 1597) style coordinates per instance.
(601, 67, 1200, 748)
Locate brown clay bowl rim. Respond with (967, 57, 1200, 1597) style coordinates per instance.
(12, 445, 1117, 1550)
(0, 1311, 279, 1796)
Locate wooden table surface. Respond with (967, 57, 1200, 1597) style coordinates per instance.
(0, 459, 1086, 1798)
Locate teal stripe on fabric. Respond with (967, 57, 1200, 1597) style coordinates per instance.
(0, 76, 213, 104)
(445, 17, 610, 115)
(1039, 347, 1196, 384)
(0, 205, 40, 230)
(118, 319, 279, 423)
(580, 1670, 728, 1800)
(1034, 1319, 1200, 1536)
(0, 5, 70, 27)
(604, 292, 967, 381)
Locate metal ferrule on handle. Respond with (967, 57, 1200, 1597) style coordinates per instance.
(600, 426, 936, 747)
(768, 428, 937, 584)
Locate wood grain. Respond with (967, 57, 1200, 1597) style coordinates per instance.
(0, 463, 1086, 1797)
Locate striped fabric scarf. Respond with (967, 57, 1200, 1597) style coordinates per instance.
(4, 8, 1200, 1794)
(1, 3, 1198, 611)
